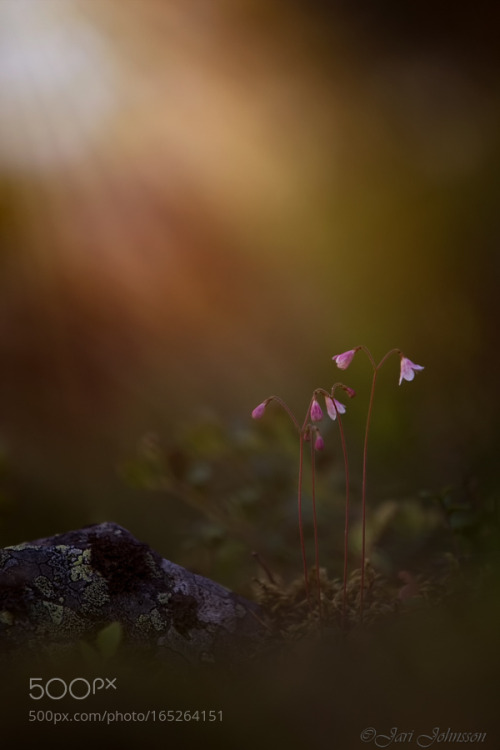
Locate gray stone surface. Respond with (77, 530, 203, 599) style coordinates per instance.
(0, 522, 263, 664)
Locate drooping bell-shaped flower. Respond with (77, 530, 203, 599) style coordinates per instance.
(325, 396, 346, 421)
(332, 349, 357, 370)
(399, 357, 424, 386)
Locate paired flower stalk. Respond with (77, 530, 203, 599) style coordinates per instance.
(252, 385, 353, 618)
(252, 346, 424, 626)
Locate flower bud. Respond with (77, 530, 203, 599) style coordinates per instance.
(314, 431, 325, 451)
(251, 401, 268, 419)
(310, 398, 323, 422)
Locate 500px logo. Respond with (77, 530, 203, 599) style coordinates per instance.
(29, 677, 117, 701)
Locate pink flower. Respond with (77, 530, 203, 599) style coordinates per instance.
(399, 357, 424, 386)
(332, 349, 357, 370)
(325, 396, 346, 421)
(251, 401, 268, 419)
(310, 398, 323, 422)
(314, 431, 325, 451)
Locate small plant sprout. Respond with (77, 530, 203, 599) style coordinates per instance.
(332, 346, 424, 620)
(251, 385, 353, 621)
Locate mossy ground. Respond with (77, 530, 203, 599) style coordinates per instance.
(252, 557, 463, 648)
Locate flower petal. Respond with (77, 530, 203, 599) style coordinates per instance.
(332, 349, 356, 370)
(399, 357, 424, 386)
(334, 398, 346, 414)
(325, 396, 346, 420)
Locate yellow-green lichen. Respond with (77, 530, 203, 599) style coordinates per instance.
(157, 592, 171, 605)
(136, 614, 153, 635)
(42, 601, 64, 625)
(34, 576, 55, 598)
(82, 579, 110, 611)
(54, 607, 86, 636)
(149, 607, 166, 631)
(69, 549, 94, 583)
(136, 608, 167, 636)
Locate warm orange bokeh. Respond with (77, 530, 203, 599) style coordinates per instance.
(1, 1, 499, 542)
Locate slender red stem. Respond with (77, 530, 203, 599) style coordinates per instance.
(358, 347, 400, 621)
(335, 410, 350, 629)
(271, 393, 320, 607)
(310, 435, 321, 620)
(298, 432, 310, 603)
(268, 395, 301, 433)
(360, 368, 377, 620)
(316, 385, 352, 627)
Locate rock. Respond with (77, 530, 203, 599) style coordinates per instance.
(0, 522, 264, 665)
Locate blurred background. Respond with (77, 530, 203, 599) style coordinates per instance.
(1, 0, 499, 593)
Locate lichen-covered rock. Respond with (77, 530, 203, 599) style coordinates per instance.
(0, 522, 263, 664)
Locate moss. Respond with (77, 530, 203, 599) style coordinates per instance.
(253, 559, 460, 646)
